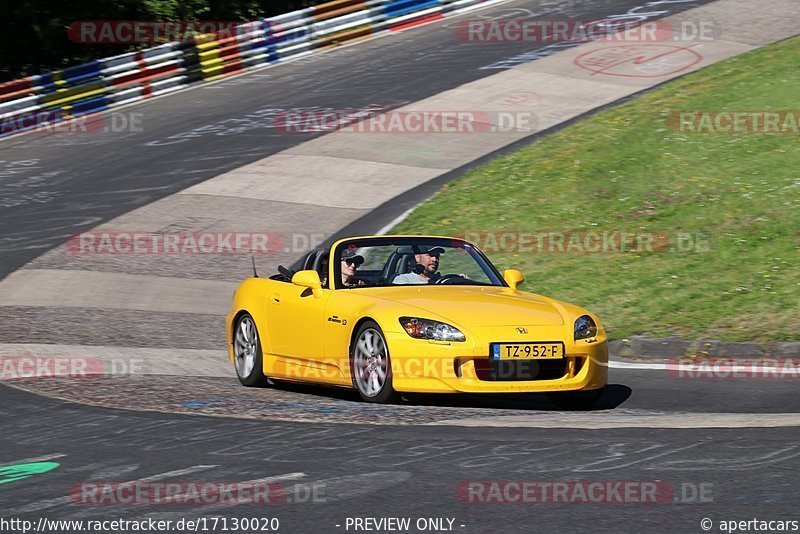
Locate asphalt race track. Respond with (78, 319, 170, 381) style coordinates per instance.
(2, 378, 800, 533)
(2, 0, 799, 532)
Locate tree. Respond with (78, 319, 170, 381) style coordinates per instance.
(1, 0, 321, 80)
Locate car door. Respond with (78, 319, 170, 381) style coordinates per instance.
(320, 289, 365, 384)
(266, 280, 329, 371)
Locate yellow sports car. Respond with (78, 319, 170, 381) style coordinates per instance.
(226, 236, 607, 407)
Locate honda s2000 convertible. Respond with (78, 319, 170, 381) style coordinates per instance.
(226, 236, 607, 406)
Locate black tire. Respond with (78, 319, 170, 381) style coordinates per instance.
(546, 388, 604, 410)
(233, 313, 269, 387)
(350, 321, 400, 403)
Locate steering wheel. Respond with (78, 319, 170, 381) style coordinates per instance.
(435, 274, 466, 285)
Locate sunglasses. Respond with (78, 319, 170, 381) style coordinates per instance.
(343, 258, 363, 267)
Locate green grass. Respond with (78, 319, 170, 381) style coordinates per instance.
(393, 37, 800, 343)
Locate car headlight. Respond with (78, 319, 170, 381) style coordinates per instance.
(574, 315, 598, 341)
(399, 317, 466, 342)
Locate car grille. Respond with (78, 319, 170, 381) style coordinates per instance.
(475, 358, 569, 381)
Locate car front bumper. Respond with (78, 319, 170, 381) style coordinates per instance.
(385, 330, 608, 394)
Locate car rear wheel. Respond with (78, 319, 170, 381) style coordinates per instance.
(233, 313, 269, 387)
(547, 388, 604, 410)
(351, 321, 399, 403)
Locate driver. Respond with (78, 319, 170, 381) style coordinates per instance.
(393, 246, 444, 284)
(340, 248, 366, 287)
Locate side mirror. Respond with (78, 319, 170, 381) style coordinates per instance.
(292, 270, 323, 297)
(503, 269, 525, 290)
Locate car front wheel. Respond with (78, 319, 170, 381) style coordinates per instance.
(351, 321, 399, 403)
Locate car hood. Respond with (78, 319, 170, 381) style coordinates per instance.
(361, 286, 565, 327)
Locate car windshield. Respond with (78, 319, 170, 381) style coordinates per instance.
(333, 237, 505, 289)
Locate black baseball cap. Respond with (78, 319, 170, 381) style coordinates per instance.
(417, 246, 445, 255)
(341, 248, 364, 265)
(396, 245, 446, 255)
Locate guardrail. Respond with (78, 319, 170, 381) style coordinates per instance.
(0, 0, 507, 137)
